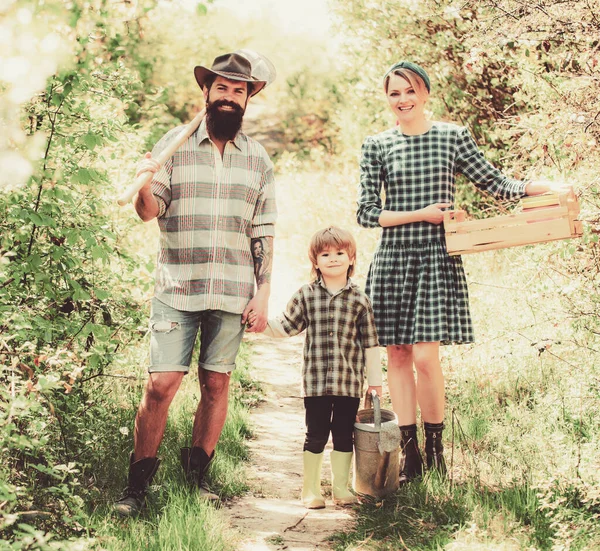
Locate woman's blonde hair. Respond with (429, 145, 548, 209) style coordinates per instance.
(384, 68, 429, 99)
(308, 226, 357, 281)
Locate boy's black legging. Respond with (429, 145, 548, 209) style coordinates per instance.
(303, 396, 360, 454)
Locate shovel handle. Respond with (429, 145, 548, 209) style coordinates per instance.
(117, 109, 206, 206)
(117, 171, 153, 207)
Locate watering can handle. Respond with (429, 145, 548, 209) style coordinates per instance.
(367, 389, 381, 431)
(364, 389, 373, 408)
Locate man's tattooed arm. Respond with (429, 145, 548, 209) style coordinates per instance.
(251, 236, 273, 288)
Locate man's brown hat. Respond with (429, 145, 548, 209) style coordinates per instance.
(194, 53, 267, 97)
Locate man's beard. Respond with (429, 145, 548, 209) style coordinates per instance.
(206, 99, 245, 142)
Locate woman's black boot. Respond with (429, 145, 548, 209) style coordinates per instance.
(399, 424, 424, 484)
(424, 421, 447, 475)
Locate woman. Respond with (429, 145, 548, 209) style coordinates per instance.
(357, 60, 563, 483)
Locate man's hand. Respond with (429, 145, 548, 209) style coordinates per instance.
(242, 291, 269, 332)
(419, 203, 451, 225)
(135, 152, 160, 204)
(136, 152, 160, 190)
(133, 152, 160, 222)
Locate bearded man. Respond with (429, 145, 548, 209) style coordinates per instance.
(114, 53, 276, 517)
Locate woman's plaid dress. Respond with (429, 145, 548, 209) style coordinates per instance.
(358, 122, 527, 346)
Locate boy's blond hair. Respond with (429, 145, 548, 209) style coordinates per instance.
(308, 226, 357, 281)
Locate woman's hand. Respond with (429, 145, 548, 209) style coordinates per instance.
(525, 180, 574, 196)
(419, 202, 451, 225)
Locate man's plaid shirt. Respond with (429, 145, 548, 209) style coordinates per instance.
(150, 119, 277, 313)
(357, 122, 527, 244)
(276, 279, 379, 399)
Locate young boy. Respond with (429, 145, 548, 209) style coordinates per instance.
(249, 226, 382, 508)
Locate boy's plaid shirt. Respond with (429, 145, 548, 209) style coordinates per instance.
(276, 279, 380, 399)
(149, 119, 277, 313)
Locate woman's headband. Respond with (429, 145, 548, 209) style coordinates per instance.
(383, 61, 431, 92)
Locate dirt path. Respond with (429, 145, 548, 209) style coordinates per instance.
(224, 334, 355, 551)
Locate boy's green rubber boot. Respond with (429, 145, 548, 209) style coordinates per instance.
(302, 451, 325, 509)
(330, 450, 357, 506)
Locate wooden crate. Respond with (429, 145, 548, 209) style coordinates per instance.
(444, 192, 583, 256)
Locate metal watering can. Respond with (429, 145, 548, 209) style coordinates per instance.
(353, 390, 400, 498)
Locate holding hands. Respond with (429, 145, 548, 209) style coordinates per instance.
(243, 299, 268, 333)
(246, 310, 258, 329)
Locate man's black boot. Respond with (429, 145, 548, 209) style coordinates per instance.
(424, 421, 447, 475)
(113, 453, 160, 517)
(181, 446, 219, 501)
(399, 424, 424, 485)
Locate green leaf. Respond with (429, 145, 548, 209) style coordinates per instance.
(66, 231, 79, 246)
(83, 133, 97, 151)
(91, 245, 105, 261)
(73, 168, 90, 185)
(28, 254, 42, 268)
(196, 2, 208, 15)
(94, 288, 109, 300)
(69, 6, 81, 27)
(83, 231, 96, 248)
(102, 126, 118, 141)
(74, 288, 91, 301)
(29, 212, 44, 225)
(37, 375, 61, 391)
(28, 212, 55, 227)
(34, 272, 49, 284)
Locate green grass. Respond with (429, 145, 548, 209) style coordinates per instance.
(0, 334, 262, 550)
(328, 244, 600, 551)
(93, 488, 235, 551)
(331, 476, 557, 551)
(85, 342, 260, 550)
(331, 474, 469, 550)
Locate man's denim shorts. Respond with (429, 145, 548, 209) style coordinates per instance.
(148, 298, 245, 374)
